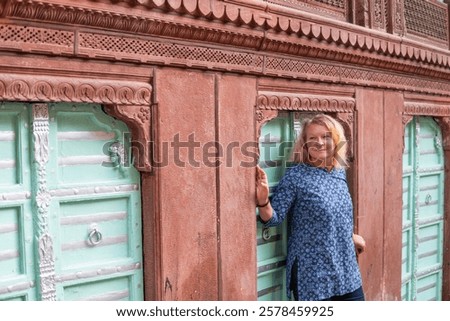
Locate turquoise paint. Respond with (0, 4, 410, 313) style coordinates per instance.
(257, 112, 298, 301)
(0, 103, 36, 301)
(402, 117, 444, 301)
(0, 103, 143, 301)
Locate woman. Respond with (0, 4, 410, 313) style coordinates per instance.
(256, 114, 366, 301)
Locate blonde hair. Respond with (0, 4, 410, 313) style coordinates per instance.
(291, 114, 348, 169)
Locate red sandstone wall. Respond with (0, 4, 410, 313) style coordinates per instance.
(154, 68, 257, 300)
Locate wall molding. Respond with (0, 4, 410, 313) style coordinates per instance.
(2, 0, 450, 72)
(404, 102, 450, 117)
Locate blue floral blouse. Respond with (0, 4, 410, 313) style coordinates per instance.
(263, 163, 362, 301)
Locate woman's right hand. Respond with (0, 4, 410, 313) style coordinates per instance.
(256, 165, 269, 206)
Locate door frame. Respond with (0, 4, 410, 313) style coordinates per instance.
(403, 100, 450, 301)
(0, 73, 158, 300)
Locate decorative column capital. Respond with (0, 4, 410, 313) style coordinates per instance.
(104, 104, 152, 172)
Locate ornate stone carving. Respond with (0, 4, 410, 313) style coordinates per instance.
(255, 109, 279, 161)
(355, 0, 371, 27)
(2, 0, 450, 71)
(104, 105, 152, 172)
(333, 112, 355, 162)
(0, 74, 152, 105)
(267, 0, 347, 20)
(256, 94, 355, 113)
(390, 0, 406, 36)
(402, 115, 413, 126)
(401, 114, 413, 153)
(404, 0, 448, 42)
(404, 103, 450, 116)
(435, 117, 450, 151)
(373, 0, 387, 30)
(403, 101, 450, 153)
(77, 31, 264, 73)
(32, 103, 56, 301)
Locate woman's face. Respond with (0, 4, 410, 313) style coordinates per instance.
(304, 123, 335, 167)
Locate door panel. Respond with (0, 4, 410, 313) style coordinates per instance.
(402, 116, 444, 301)
(0, 103, 36, 301)
(63, 275, 132, 301)
(257, 112, 294, 301)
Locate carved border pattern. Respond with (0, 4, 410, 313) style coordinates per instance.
(0, 74, 152, 105)
(404, 103, 450, 117)
(256, 93, 355, 160)
(373, 0, 386, 31)
(1, 23, 450, 95)
(3, 0, 450, 70)
(393, 0, 405, 36)
(256, 94, 355, 112)
(266, 0, 346, 20)
(32, 103, 56, 301)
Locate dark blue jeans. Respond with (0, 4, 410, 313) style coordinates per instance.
(292, 286, 365, 301)
(320, 286, 365, 301)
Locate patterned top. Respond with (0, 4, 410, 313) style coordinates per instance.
(264, 163, 362, 301)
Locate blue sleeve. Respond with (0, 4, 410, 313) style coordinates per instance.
(262, 168, 298, 227)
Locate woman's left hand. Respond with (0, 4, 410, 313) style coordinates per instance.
(352, 233, 366, 255)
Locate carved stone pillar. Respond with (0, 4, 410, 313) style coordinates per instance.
(354, 0, 371, 27)
(255, 109, 279, 161)
(354, 0, 388, 31)
(333, 112, 355, 163)
(401, 114, 414, 153)
(387, 0, 405, 35)
(104, 105, 152, 172)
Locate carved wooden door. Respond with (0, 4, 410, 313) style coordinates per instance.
(402, 117, 444, 301)
(0, 102, 143, 301)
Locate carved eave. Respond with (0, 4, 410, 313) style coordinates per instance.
(3, 0, 450, 74)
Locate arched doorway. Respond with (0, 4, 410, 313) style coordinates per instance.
(402, 116, 445, 301)
(0, 102, 143, 300)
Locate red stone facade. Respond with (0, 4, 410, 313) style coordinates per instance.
(1, 0, 450, 300)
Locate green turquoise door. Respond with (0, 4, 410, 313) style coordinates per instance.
(402, 116, 445, 301)
(257, 111, 304, 300)
(0, 102, 143, 301)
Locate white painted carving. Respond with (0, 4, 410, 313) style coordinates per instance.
(32, 104, 56, 301)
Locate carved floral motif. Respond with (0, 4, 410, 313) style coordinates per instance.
(32, 104, 56, 301)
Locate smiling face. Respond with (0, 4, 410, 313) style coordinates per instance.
(304, 123, 335, 168)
